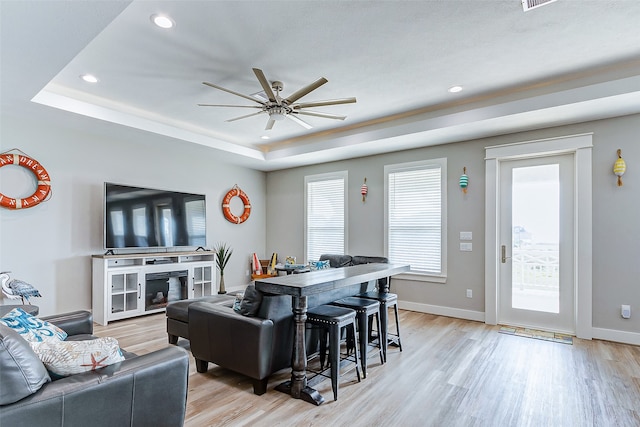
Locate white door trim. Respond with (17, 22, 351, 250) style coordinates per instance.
(485, 133, 593, 339)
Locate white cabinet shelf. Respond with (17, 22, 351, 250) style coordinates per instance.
(92, 251, 216, 325)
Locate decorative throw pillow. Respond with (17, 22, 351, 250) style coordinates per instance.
(0, 324, 51, 405)
(238, 284, 263, 316)
(30, 337, 125, 377)
(232, 293, 244, 312)
(0, 307, 67, 343)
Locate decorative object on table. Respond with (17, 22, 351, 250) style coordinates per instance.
(309, 260, 330, 271)
(267, 252, 278, 275)
(251, 253, 263, 276)
(1, 271, 41, 304)
(0, 150, 52, 210)
(213, 242, 233, 294)
(459, 167, 469, 194)
(285, 256, 296, 265)
(222, 184, 251, 224)
(613, 149, 626, 187)
(361, 177, 368, 202)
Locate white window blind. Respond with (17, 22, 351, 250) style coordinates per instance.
(386, 159, 447, 276)
(305, 172, 347, 262)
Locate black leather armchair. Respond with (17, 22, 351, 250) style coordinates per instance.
(188, 292, 295, 395)
(0, 311, 189, 427)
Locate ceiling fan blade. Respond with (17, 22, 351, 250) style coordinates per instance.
(252, 68, 277, 104)
(286, 114, 313, 129)
(198, 104, 262, 108)
(283, 77, 328, 105)
(296, 110, 346, 120)
(202, 81, 265, 105)
(226, 111, 265, 122)
(293, 97, 357, 109)
(265, 118, 276, 130)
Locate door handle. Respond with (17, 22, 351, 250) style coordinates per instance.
(501, 245, 511, 263)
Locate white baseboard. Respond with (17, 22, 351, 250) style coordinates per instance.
(592, 327, 640, 346)
(398, 302, 639, 346)
(399, 300, 485, 323)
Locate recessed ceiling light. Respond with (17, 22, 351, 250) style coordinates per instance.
(151, 14, 174, 29)
(448, 85, 463, 93)
(261, 135, 270, 140)
(80, 74, 98, 83)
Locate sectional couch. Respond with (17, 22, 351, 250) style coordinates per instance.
(0, 310, 189, 427)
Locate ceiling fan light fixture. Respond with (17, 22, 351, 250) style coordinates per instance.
(269, 106, 288, 121)
(151, 14, 174, 29)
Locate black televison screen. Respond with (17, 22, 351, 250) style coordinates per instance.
(104, 183, 206, 249)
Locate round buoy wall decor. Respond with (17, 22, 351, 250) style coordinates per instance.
(0, 151, 51, 210)
(222, 185, 251, 224)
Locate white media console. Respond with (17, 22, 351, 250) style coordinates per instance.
(92, 251, 216, 325)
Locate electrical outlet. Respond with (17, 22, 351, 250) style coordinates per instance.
(466, 289, 472, 298)
(460, 242, 472, 251)
(621, 304, 631, 319)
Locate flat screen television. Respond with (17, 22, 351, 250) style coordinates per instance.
(104, 183, 206, 250)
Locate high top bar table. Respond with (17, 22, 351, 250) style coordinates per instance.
(255, 262, 409, 405)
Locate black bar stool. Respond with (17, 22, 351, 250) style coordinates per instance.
(358, 290, 402, 362)
(306, 304, 361, 401)
(330, 297, 383, 378)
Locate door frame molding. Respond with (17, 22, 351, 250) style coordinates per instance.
(484, 133, 593, 339)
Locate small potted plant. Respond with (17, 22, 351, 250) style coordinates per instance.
(213, 242, 233, 294)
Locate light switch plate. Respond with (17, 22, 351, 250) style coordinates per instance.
(460, 231, 473, 240)
(460, 242, 472, 251)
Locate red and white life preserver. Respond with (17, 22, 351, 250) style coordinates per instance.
(0, 153, 51, 210)
(222, 185, 251, 224)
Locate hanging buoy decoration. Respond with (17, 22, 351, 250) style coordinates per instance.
(361, 177, 368, 202)
(0, 150, 52, 210)
(613, 149, 626, 187)
(459, 167, 469, 194)
(222, 184, 251, 224)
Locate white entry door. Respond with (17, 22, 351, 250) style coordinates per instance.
(498, 154, 575, 334)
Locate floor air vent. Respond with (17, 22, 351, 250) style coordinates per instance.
(522, 0, 557, 11)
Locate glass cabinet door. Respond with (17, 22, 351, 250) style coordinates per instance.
(108, 270, 141, 318)
(192, 265, 213, 298)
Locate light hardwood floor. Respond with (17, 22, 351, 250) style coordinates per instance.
(94, 310, 640, 427)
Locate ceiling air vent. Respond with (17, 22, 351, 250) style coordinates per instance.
(522, 0, 557, 11)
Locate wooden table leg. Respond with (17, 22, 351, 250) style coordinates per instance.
(275, 295, 325, 405)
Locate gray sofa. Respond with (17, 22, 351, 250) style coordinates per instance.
(0, 310, 189, 427)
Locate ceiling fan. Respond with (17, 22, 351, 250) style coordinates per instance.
(198, 68, 356, 130)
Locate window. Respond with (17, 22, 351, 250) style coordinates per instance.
(385, 158, 447, 280)
(305, 171, 347, 263)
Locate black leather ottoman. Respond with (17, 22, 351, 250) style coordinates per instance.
(166, 295, 235, 344)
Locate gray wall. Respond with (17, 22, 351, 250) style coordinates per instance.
(1, 113, 265, 316)
(266, 113, 640, 335)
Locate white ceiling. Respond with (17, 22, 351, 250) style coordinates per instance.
(2, 1, 640, 171)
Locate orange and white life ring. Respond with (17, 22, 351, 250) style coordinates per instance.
(0, 153, 51, 210)
(222, 185, 251, 224)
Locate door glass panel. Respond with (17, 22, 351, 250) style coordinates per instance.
(511, 164, 559, 313)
